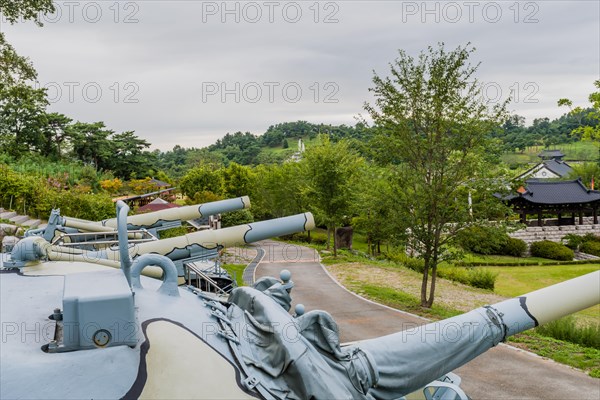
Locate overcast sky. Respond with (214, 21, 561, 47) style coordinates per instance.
(2, 1, 599, 151)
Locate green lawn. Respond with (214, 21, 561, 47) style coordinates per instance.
(221, 263, 246, 287)
(485, 264, 600, 320)
(509, 331, 600, 378)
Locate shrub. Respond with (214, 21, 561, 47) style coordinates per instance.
(158, 226, 188, 239)
(438, 266, 497, 290)
(563, 233, 585, 250)
(536, 316, 600, 349)
(456, 225, 522, 257)
(456, 226, 507, 255)
(385, 251, 425, 273)
(280, 231, 328, 245)
(220, 209, 254, 228)
(438, 267, 470, 285)
(403, 257, 425, 273)
(563, 233, 600, 251)
(530, 240, 574, 261)
(580, 241, 600, 257)
(582, 233, 600, 243)
(467, 268, 498, 290)
(500, 237, 527, 257)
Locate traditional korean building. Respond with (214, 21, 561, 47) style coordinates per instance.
(537, 149, 565, 161)
(515, 159, 573, 180)
(499, 179, 600, 226)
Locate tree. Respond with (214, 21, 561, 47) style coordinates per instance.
(0, 1, 54, 158)
(180, 164, 223, 200)
(0, 0, 55, 25)
(0, 83, 48, 157)
(109, 131, 152, 179)
(352, 165, 397, 255)
(559, 80, 600, 161)
(69, 121, 113, 169)
(364, 43, 507, 307)
(221, 162, 255, 198)
(40, 113, 73, 159)
(302, 135, 362, 255)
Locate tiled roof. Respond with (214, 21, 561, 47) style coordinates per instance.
(543, 159, 573, 177)
(538, 150, 565, 159)
(136, 201, 180, 213)
(514, 179, 600, 205)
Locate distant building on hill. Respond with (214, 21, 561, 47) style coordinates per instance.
(538, 149, 565, 161)
(515, 159, 573, 181)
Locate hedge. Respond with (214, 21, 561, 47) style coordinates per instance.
(530, 240, 574, 261)
(456, 225, 526, 257)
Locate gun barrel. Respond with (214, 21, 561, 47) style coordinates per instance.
(100, 196, 250, 230)
(85, 212, 314, 262)
(358, 270, 600, 399)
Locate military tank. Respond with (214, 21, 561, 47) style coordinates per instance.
(1, 199, 598, 399)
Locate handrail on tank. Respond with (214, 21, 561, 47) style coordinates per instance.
(116, 200, 132, 288)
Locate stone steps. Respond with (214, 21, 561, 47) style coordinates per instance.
(22, 219, 41, 229)
(0, 211, 17, 220)
(9, 215, 30, 225)
(574, 251, 600, 261)
(0, 210, 47, 236)
(510, 225, 600, 244)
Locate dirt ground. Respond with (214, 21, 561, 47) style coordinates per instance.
(221, 246, 258, 265)
(327, 262, 507, 313)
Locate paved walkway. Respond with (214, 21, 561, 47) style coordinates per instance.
(253, 240, 600, 400)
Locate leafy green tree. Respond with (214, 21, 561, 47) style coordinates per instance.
(303, 135, 362, 255)
(40, 113, 73, 159)
(0, 83, 48, 157)
(180, 164, 223, 200)
(364, 43, 508, 307)
(0, 0, 55, 25)
(221, 209, 254, 228)
(251, 162, 308, 220)
(69, 121, 113, 170)
(221, 162, 255, 198)
(0, 0, 54, 158)
(567, 162, 600, 188)
(0, 34, 38, 86)
(109, 131, 152, 179)
(352, 165, 397, 255)
(559, 80, 600, 161)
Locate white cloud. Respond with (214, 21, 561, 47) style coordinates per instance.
(2, 0, 598, 150)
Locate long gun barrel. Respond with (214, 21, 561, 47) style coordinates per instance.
(100, 212, 314, 262)
(26, 196, 250, 242)
(98, 196, 250, 230)
(11, 212, 315, 269)
(357, 270, 600, 399)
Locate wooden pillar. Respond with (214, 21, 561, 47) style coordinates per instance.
(520, 211, 526, 224)
(594, 208, 598, 225)
(538, 211, 543, 226)
(579, 210, 584, 225)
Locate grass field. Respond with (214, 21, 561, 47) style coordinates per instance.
(484, 264, 600, 321)
(221, 263, 246, 287)
(501, 142, 598, 165)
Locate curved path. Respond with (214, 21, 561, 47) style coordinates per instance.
(252, 240, 600, 399)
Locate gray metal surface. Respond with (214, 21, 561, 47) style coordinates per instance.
(255, 243, 600, 400)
